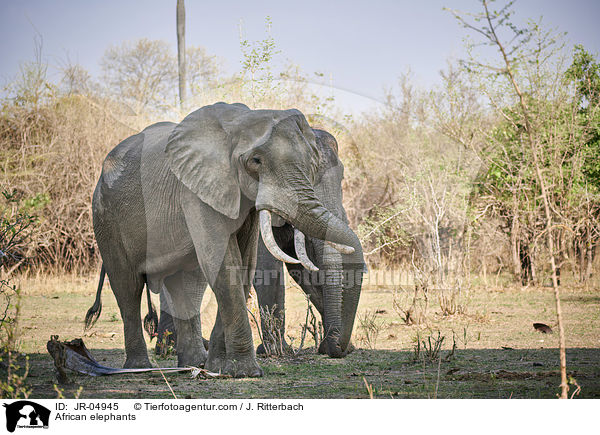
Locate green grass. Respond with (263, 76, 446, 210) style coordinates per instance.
(9, 274, 600, 398)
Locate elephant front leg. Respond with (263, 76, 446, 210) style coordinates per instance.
(173, 313, 207, 367)
(163, 269, 209, 367)
(205, 235, 262, 378)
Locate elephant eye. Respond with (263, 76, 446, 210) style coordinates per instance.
(245, 155, 261, 180)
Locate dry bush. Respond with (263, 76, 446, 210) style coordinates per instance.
(300, 301, 323, 353)
(0, 279, 29, 398)
(393, 282, 429, 326)
(0, 194, 34, 398)
(0, 82, 335, 274)
(1, 95, 134, 272)
(357, 309, 385, 350)
(257, 305, 287, 357)
(438, 289, 468, 317)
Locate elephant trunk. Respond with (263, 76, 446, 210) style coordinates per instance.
(318, 239, 363, 357)
(321, 243, 344, 357)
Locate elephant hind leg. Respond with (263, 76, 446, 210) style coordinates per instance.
(107, 268, 151, 368)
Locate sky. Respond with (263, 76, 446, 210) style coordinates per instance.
(1, 0, 600, 114)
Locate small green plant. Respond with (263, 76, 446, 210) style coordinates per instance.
(453, 325, 470, 349)
(155, 330, 176, 358)
(239, 16, 281, 104)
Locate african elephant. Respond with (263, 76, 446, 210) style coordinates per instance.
(154, 128, 366, 358)
(85, 102, 363, 377)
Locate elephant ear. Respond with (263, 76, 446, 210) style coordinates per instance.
(165, 103, 250, 220)
(313, 128, 338, 154)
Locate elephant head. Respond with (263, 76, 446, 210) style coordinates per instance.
(166, 103, 363, 357)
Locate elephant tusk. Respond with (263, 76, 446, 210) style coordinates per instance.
(293, 229, 319, 272)
(259, 210, 301, 265)
(326, 241, 355, 255)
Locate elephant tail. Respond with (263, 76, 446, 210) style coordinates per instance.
(84, 264, 105, 330)
(143, 286, 159, 340)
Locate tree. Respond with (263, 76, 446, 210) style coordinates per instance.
(59, 64, 92, 95)
(186, 46, 222, 93)
(445, 0, 600, 398)
(176, 0, 186, 107)
(564, 46, 600, 283)
(100, 38, 222, 114)
(101, 39, 176, 114)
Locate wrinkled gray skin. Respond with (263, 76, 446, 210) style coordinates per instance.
(156, 129, 365, 358)
(92, 103, 364, 377)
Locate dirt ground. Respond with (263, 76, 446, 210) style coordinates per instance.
(10, 273, 600, 399)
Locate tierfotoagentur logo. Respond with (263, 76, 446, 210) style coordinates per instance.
(3, 401, 50, 432)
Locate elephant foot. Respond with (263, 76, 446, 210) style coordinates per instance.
(318, 339, 328, 355)
(124, 356, 152, 368)
(177, 340, 208, 368)
(205, 352, 226, 374)
(206, 352, 263, 378)
(224, 355, 264, 378)
(318, 340, 354, 357)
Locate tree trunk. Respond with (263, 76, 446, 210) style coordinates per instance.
(585, 227, 593, 282)
(519, 243, 533, 286)
(579, 236, 585, 283)
(511, 215, 521, 281)
(176, 0, 186, 107)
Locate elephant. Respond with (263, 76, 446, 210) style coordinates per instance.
(154, 128, 366, 358)
(85, 102, 364, 377)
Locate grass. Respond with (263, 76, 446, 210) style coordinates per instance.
(9, 273, 600, 398)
